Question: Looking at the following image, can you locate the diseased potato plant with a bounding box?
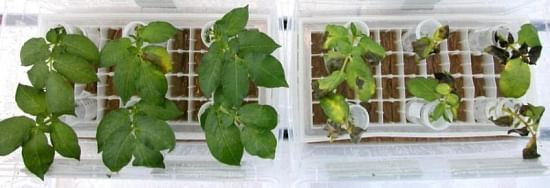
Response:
[0,26,100,179]
[484,23,545,159]
[412,25,449,61]
[97,21,181,172]
[198,6,288,165]
[312,23,386,143]
[406,72,461,123]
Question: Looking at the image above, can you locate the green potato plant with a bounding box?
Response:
[412,25,449,61]
[312,23,386,143]
[198,6,288,165]
[406,72,461,123]
[484,23,545,159]
[1,26,100,179]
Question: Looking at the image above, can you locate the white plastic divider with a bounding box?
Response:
[296,15,533,143]
[38,13,276,141]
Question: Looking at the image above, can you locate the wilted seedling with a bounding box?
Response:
[314,22,386,143]
[412,25,449,62]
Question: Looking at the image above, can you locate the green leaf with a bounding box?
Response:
[222,58,249,107]
[345,55,376,101]
[136,99,181,121]
[435,83,452,95]
[206,106,234,128]
[204,114,243,165]
[320,94,349,124]
[200,106,214,130]
[114,57,140,104]
[50,120,80,160]
[318,71,345,91]
[46,28,59,43]
[434,25,450,41]
[136,62,168,105]
[61,34,100,64]
[246,54,288,88]
[20,38,50,66]
[134,115,176,151]
[96,109,131,152]
[430,102,446,122]
[359,36,386,59]
[241,127,276,159]
[406,77,440,101]
[101,125,135,172]
[22,129,54,180]
[132,142,165,168]
[45,72,75,115]
[139,21,178,43]
[15,84,47,116]
[198,41,224,97]
[237,30,280,54]
[53,54,98,83]
[143,45,173,73]
[0,116,34,156]
[499,58,531,98]
[27,61,49,89]
[215,5,249,36]
[237,104,278,130]
[518,24,541,47]
[412,37,435,60]
[99,38,132,67]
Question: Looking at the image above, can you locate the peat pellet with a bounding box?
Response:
[494,58,505,74]
[193,53,204,71]
[447,31,462,51]
[172,52,189,74]
[170,76,188,97]
[85,82,97,94]
[336,83,355,99]
[383,102,393,122]
[426,55,442,74]
[380,30,397,51]
[392,77,400,99]
[457,101,467,122]
[311,56,328,78]
[192,77,203,97]
[248,81,258,98]
[449,54,463,73]
[311,32,326,54]
[382,78,393,99]
[403,55,419,75]
[172,29,190,50]
[104,99,120,115]
[193,29,208,50]
[496,78,503,97]
[453,77,465,98]
[107,28,122,40]
[473,78,486,97]
[191,100,206,121]
[361,102,379,123]
[471,55,484,74]
[174,100,188,121]
[105,75,115,96]
[312,103,328,125]
[393,102,401,122]
[381,54,395,75]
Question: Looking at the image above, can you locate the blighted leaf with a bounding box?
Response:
[16,84,47,116]
[318,71,345,91]
[238,104,278,130]
[507,127,530,136]
[349,126,365,144]
[214,5,248,36]
[434,72,454,84]
[27,61,49,89]
[99,38,132,67]
[238,30,280,54]
[22,129,54,180]
[523,137,540,159]
[490,116,514,127]
[412,37,435,60]
[320,94,349,124]
[518,24,541,47]
[198,41,224,97]
[0,116,34,156]
[61,34,100,64]
[323,51,346,72]
[139,21,178,43]
[246,54,288,88]
[240,127,276,159]
[434,25,450,41]
[528,46,542,65]
[345,55,375,102]
[45,72,75,115]
[142,45,173,73]
[50,120,80,160]
[323,25,350,50]
[406,77,440,101]
[20,38,50,66]
[54,54,98,83]
[499,58,531,98]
